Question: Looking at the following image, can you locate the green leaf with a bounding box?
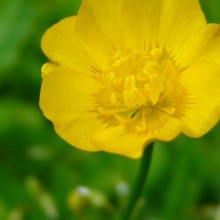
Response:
[200,0,220,23]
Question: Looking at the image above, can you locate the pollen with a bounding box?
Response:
[96,48,178,133]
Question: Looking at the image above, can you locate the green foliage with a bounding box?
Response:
[0,0,220,219]
[200,0,220,23]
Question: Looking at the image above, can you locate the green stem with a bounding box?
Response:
[119,142,154,220]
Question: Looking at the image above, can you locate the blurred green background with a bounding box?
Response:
[0,0,220,219]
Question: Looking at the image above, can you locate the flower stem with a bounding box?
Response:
[119,142,154,220]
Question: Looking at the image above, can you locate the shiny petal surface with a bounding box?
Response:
[91,111,181,158]
[179,62,220,137]
[157,0,206,61]
[76,0,124,68]
[41,16,97,72]
[91,126,148,158]
[180,24,220,66]
[122,0,162,49]
[40,68,104,151]
[144,110,182,141]
[123,0,206,62]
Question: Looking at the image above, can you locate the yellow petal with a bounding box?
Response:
[157,0,206,56]
[122,0,161,49]
[40,67,105,151]
[180,24,220,67]
[41,62,58,76]
[91,126,148,158]
[179,61,220,137]
[41,16,96,72]
[91,111,181,158]
[142,110,182,141]
[122,0,207,59]
[75,0,124,68]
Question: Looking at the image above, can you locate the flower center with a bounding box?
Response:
[96,48,178,133]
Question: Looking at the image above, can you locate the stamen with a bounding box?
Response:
[114,109,137,123]
[122,75,146,108]
[110,92,122,106]
[96,47,179,133]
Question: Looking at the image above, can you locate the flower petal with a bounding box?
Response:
[91,111,181,158]
[122,0,206,59]
[179,61,220,137]
[41,16,96,72]
[91,126,148,158]
[122,0,161,49]
[75,0,124,68]
[40,67,105,151]
[180,24,220,66]
[156,0,206,58]
[143,110,182,142]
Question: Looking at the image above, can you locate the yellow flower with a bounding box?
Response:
[40,0,220,158]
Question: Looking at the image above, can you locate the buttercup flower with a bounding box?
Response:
[40,0,220,158]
